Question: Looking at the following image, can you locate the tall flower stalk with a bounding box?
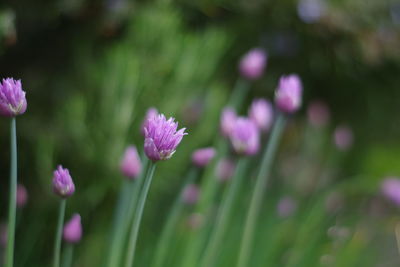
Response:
[0,78,27,267]
[52,166,75,267]
[62,214,82,267]
[237,74,302,267]
[124,162,156,267]
[106,146,145,267]
[201,158,249,267]
[125,113,187,267]
[5,118,17,267]
[237,114,286,267]
[151,168,198,267]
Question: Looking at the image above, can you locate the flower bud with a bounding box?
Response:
[63,214,82,244]
[191,147,216,167]
[275,74,303,113]
[0,78,27,117]
[220,107,237,137]
[229,117,260,156]
[120,146,142,179]
[239,48,267,80]
[52,165,75,198]
[248,98,273,131]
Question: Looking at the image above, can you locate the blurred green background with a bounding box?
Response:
[0,0,400,266]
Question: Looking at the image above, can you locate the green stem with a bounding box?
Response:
[237,113,286,267]
[151,168,198,267]
[228,78,250,110]
[62,244,74,267]
[125,162,156,267]
[202,158,249,267]
[53,199,67,267]
[106,180,132,267]
[5,118,17,267]
[106,157,149,267]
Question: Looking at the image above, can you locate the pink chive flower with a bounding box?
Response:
[141,107,158,135]
[248,98,273,131]
[143,114,187,161]
[381,177,400,206]
[220,107,237,137]
[275,74,303,113]
[0,78,27,117]
[191,147,216,167]
[216,158,235,182]
[63,214,82,244]
[16,184,28,208]
[182,184,200,205]
[239,48,267,80]
[277,196,297,218]
[120,146,142,179]
[229,117,260,156]
[333,125,353,151]
[307,100,330,127]
[52,165,75,198]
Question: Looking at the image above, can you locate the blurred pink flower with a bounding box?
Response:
[239,48,267,80]
[277,196,297,218]
[275,74,303,113]
[182,184,200,205]
[220,107,237,137]
[307,100,330,127]
[248,98,273,131]
[216,158,235,182]
[16,184,28,208]
[333,125,353,151]
[381,177,400,206]
[120,146,142,179]
[63,214,82,244]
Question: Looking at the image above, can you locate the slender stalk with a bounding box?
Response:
[228,78,250,110]
[106,157,149,267]
[237,113,286,267]
[152,168,198,267]
[62,244,74,267]
[5,118,17,267]
[202,158,249,267]
[106,180,132,267]
[125,162,156,267]
[53,199,67,267]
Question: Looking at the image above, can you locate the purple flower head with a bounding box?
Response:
[191,147,216,167]
[220,107,237,137]
[275,74,303,113]
[277,196,297,218]
[0,78,27,117]
[52,165,75,198]
[229,117,260,156]
[63,214,82,244]
[333,125,353,151]
[381,177,400,206]
[248,98,274,131]
[120,146,142,179]
[216,158,235,182]
[307,100,330,127]
[239,48,267,80]
[17,184,28,208]
[141,107,159,136]
[182,184,200,205]
[143,114,187,161]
